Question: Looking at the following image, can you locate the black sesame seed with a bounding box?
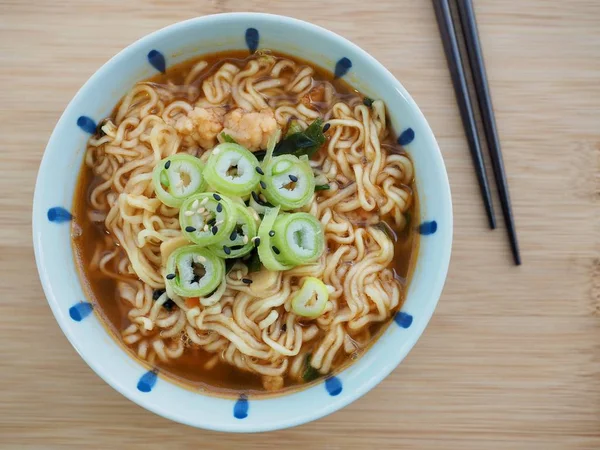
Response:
[207,217,216,226]
[166,273,176,280]
[213,193,221,201]
[255,166,264,175]
[322,123,331,132]
[254,237,261,247]
[363,97,374,107]
[230,230,238,241]
[281,323,287,332]
[272,246,280,255]
[152,289,166,300]
[216,203,223,213]
[223,245,231,255]
[260,180,267,190]
[211,226,218,235]
[163,299,176,311]
[289,174,298,182]
[242,278,253,285]
[164,160,171,169]
[251,191,260,203]
[185,226,196,232]
[269,230,275,237]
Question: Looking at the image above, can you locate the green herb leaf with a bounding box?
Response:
[302,353,321,382]
[363,97,374,107]
[220,132,237,144]
[272,118,326,159]
[314,184,330,191]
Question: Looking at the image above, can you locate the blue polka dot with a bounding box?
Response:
[334,57,352,78]
[394,311,413,328]
[419,221,438,235]
[233,394,249,419]
[245,28,259,53]
[69,302,93,321]
[325,376,342,396]
[137,370,158,393]
[47,207,72,223]
[397,128,415,146]
[147,50,166,73]
[76,116,96,134]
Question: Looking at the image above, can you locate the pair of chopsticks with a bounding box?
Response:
[432,0,521,265]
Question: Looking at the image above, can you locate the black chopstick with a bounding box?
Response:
[455,0,521,265]
[432,0,496,230]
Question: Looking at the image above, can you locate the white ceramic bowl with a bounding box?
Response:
[33,13,452,432]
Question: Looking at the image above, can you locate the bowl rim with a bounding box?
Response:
[32,12,453,432]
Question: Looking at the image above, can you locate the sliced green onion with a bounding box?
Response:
[220,132,237,144]
[262,129,281,169]
[291,277,329,318]
[208,203,258,259]
[314,184,330,191]
[152,154,206,207]
[203,143,260,197]
[271,212,324,265]
[166,245,225,297]
[179,193,236,246]
[257,206,293,271]
[261,154,315,210]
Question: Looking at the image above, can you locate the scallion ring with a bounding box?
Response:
[290,277,329,318]
[203,143,261,197]
[261,154,315,210]
[271,212,325,265]
[179,193,236,246]
[208,203,258,259]
[152,154,206,207]
[257,206,293,271]
[165,245,225,297]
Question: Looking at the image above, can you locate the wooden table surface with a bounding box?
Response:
[2,0,599,448]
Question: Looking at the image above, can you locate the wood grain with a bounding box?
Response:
[1,0,599,448]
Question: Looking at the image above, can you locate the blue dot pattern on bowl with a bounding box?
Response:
[245,28,259,53]
[69,302,94,321]
[137,370,158,393]
[76,116,97,134]
[419,221,438,235]
[397,128,415,146]
[233,394,249,419]
[325,376,343,396]
[147,50,166,73]
[394,311,413,328]
[47,207,72,223]
[334,57,352,78]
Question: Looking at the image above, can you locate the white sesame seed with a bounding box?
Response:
[213,148,220,155]
[197,256,206,263]
[200,198,208,206]
[203,224,209,232]
[215,220,224,226]
[184,210,194,216]
[191,199,199,209]
[197,207,206,214]
[243,235,249,244]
